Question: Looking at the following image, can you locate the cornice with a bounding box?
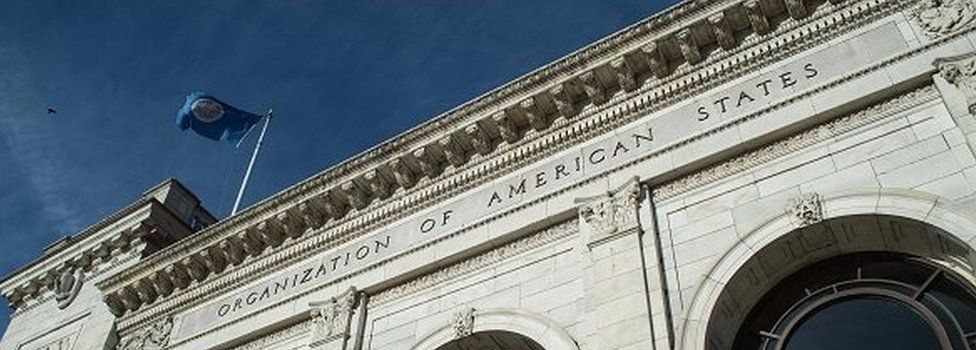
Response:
[105,0,912,329]
[0,200,193,310]
[0,198,148,286]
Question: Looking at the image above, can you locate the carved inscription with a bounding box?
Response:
[697,63,819,121]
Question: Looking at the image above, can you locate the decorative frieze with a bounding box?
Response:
[309,287,358,348]
[452,308,476,339]
[913,0,976,38]
[576,177,642,246]
[787,193,824,227]
[118,316,174,350]
[935,53,976,114]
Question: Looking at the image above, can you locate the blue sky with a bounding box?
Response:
[0,0,676,334]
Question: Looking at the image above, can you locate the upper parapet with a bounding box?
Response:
[0,179,215,312]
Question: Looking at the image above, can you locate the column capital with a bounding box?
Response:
[309,287,359,349]
[575,177,643,248]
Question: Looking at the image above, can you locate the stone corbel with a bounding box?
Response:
[575,177,643,248]
[610,57,638,92]
[784,0,808,19]
[309,287,359,349]
[675,28,702,64]
[743,0,771,35]
[708,12,735,50]
[491,110,522,144]
[341,181,370,210]
[388,158,418,189]
[520,97,549,131]
[363,170,393,200]
[580,71,608,105]
[548,84,576,118]
[464,123,494,155]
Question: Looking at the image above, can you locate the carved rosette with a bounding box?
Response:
[309,287,358,348]
[452,308,475,339]
[913,0,976,38]
[53,267,83,309]
[118,316,174,350]
[935,53,976,114]
[787,193,823,227]
[576,177,643,246]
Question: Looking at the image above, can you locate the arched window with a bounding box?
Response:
[433,331,545,350]
[734,253,976,350]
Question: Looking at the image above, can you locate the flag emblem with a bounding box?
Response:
[191,98,224,123]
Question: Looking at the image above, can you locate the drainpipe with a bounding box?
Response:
[643,183,676,350]
[352,292,369,350]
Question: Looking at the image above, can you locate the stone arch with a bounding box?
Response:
[410,308,580,350]
[679,189,976,350]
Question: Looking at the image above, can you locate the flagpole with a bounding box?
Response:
[232,109,273,215]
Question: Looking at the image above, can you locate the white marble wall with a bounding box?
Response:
[365,227,583,350]
[652,95,976,349]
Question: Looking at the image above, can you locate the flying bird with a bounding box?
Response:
[47,107,57,115]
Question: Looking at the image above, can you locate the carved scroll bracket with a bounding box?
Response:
[575,177,643,248]
[309,287,359,349]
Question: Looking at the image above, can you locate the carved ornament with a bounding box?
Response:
[309,287,358,346]
[576,177,642,246]
[452,308,475,339]
[53,268,83,309]
[913,0,976,37]
[788,193,823,227]
[935,53,976,114]
[118,316,173,350]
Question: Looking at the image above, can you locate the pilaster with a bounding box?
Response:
[934,52,976,167]
[575,177,654,350]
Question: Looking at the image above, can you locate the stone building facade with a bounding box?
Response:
[6,0,976,349]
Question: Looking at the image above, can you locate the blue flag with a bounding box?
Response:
[176,92,264,143]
